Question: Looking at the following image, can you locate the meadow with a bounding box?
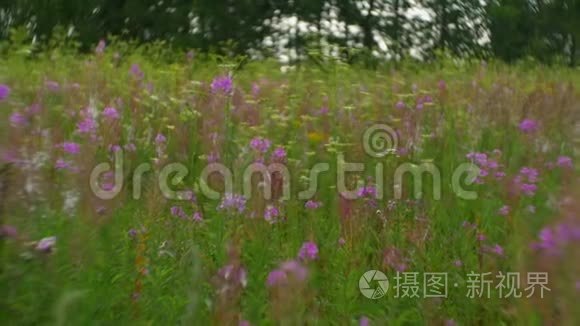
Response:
[0,43,579,325]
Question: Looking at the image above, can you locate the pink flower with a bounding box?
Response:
[10,111,28,128]
[103,107,119,120]
[519,119,538,133]
[36,236,56,253]
[556,156,573,168]
[498,205,510,216]
[305,200,322,209]
[0,84,11,100]
[264,205,280,224]
[60,142,81,155]
[298,241,319,261]
[249,137,271,153]
[77,117,97,134]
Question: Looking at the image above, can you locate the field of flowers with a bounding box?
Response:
[0,45,579,325]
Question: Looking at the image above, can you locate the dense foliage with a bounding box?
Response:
[0,0,579,65]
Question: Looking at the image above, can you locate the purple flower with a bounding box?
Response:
[218,193,247,213]
[170,206,187,219]
[395,100,406,110]
[519,119,538,133]
[357,185,377,198]
[45,80,60,92]
[124,143,137,152]
[36,236,56,253]
[10,112,28,128]
[249,137,271,153]
[556,156,573,169]
[498,205,510,216]
[96,40,106,54]
[266,269,287,287]
[211,75,233,94]
[155,133,166,144]
[60,142,81,155]
[264,205,280,224]
[438,79,447,90]
[520,183,538,196]
[359,317,371,326]
[338,237,346,246]
[55,158,71,170]
[0,84,10,100]
[103,107,119,120]
[192,212,203,222]
[298,241,319,261]
[454,259,462,267]
[128,229,138,239]
[272,147,287,161]
[77,117,97,134]
[130,64,144,79]
[305,200,322,210]
[0,225,18,239]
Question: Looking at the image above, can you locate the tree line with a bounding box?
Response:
[0,0,578,66]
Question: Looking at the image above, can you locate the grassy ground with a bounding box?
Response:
[0,46,579,325]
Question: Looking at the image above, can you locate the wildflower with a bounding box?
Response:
[249,137,271,153]
[109,144,122,153]
[266,269,288,287]
[298,241,319,261]
[305,200,322,210]
[267,260,309,287]
[0,225,18,239]
[155,133,167,144]
[271,147,287,161]
[395,100,406,110]
[55,158,71,170]
[454,259,462,267]
[520,183,538,197]
[124,143,137,152]
[170,206,187,219]
[45,80,60,92]
[438,79,447,90]
[192,212,203,222]
[338,237,346,246]
[36,236,56,253]
[218,193,247,213]
[103,107,119,120]
[128,229,138,239]
[498,205,510,216]
[239,321,251,326]
[10,111,28,128]
[60,142,81,155]
[251,83,260,96]
[556,156,573,169]
[519,118,538,133]
[491,244,504,256]
[383,247,408,272]
[0,84,10,100]
[130,64,144,79]
[357,185,377,198]
[359,317,371,326]
[95,39,106,54]
[77,117,97,134]
[186,50,195,62]
[211,75,233,94]
[264,205,280,224]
